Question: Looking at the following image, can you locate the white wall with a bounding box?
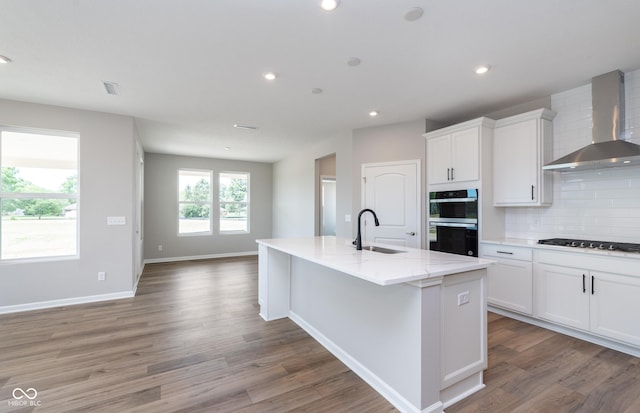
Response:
[504,69,640,242]
[0,99,137,311]
[143,153,272,260]
[273,131,352,238]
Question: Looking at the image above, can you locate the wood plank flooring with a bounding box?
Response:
[1,256,639,412]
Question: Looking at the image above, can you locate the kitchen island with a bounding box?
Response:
[257,236,494,413]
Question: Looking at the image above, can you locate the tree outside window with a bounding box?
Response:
[178,169,212,235]
[219,172,249,233]
[1,129,79,260]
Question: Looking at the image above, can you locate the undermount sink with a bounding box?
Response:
[360,246,406,254]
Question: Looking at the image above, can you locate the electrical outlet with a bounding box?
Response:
[158,244,163,251]
[345,214,351,222]
[457,291,470,306]
[98,271,106,281]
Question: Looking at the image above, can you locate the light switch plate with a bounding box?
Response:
[107,216,126,225]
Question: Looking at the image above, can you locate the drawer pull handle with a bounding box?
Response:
[582,274,586,293]
[496,250,514,255]
[592,275,595,295]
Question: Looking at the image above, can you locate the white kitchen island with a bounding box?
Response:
[256,236,494,413]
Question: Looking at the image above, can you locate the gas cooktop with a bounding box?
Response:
[538,238,640,253]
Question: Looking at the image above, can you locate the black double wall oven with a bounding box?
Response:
[428,189,478,257]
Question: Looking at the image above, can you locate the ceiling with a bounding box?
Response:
[2,1,640,163]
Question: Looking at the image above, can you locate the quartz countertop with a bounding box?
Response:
[481,237,640,260]
[257,236,493,286]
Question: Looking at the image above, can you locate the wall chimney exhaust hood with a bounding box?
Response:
[543,70,640,171]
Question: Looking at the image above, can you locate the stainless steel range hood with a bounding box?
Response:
[543,70,640,171]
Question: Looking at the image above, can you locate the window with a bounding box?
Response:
[178,169,212,235]
[219,172,249,233]
[0,128,79,260]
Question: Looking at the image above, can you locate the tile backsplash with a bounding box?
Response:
[504,69,640,243]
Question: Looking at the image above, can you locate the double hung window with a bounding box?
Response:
[219,172,249,233]
[178,169,212,235]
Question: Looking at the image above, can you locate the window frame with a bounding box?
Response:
[177,168,213,237]
[219,171,250,234]
[0,126,80,262]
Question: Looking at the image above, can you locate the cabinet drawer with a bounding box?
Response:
[480,244,532,261]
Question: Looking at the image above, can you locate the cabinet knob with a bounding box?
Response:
[406,232,416,236]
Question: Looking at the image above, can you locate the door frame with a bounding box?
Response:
[361,159,421,248]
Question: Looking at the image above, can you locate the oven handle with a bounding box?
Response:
[429,198,477,203]
[429,222,478,229]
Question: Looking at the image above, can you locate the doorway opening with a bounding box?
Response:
[315,154,336,236]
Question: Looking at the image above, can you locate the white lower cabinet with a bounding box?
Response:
[534,251,640,347]
[480,243,533,315]
[534,263,589,330]
[590,271,640,347]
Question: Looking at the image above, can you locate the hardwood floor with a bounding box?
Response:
[1,257,639,412]
[448,312,640,413]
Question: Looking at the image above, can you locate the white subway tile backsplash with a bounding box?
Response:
[504,69,640,243]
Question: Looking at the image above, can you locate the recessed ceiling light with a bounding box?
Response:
[224,146,231,151]
[369,110,379,117]
[404,7,424,22]
[264,72,277,81]
[0,55,11,64]
[320,0,339,11]
[475,65,491,75]
[311,88,323,94]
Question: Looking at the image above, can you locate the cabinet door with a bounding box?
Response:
[450,127,479,183]
[590,272,640,346]
[487,258,533,315]
[427,134,451,185]
[534,263,589,330]
[493,119,537,205]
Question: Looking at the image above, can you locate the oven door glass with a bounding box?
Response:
[429,200,478,220]
[429,222,478,257]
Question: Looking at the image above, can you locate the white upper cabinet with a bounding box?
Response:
[493,108,556,206]
[425,118,493,188]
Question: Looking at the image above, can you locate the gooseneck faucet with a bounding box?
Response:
[353,208,380,250]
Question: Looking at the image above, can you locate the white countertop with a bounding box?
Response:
[481,237,640,260]
[257,236,493,286]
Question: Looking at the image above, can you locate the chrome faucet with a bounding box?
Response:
[353,208,380,250]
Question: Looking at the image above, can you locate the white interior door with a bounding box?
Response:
[362,160,420,248]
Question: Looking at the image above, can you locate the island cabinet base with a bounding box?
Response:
[258,245,487,413]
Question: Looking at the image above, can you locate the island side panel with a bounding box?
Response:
[258,244,291,321]
[440,269,488,407]
[288,256,441,412]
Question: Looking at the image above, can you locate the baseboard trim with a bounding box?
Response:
[0,291,135,315]
[289,310,440,413]
[144,251,257,264]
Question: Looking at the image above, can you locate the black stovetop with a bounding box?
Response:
[538,238,640,253]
